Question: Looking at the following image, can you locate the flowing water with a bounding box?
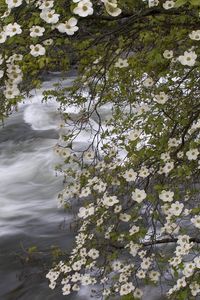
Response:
[0,74,92,300]
[0,74,164,300]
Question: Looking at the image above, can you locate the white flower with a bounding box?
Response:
[5,22,22,37]
[163,0,175,9]
[159,190,174,202]
[183,262,195,278]
[102,195,119,206]
[81,274,93,285]
[30,44,46,57]
[136,269,146,278]
[177,276,187,288]
[168,138,181,147]
[115,58,128,68]
[119,282,135,296]
[163,50,173,59]
[104,1,122,17]
[88,248,99,259]
[133,288,143,299]
[71,272,81,282]
[141,257,152,270]
[148,0,159,7]
[123,169,137,182]
[112,260,123,271]
[163,161,174,174]
[129,225,139,235]
[40,9,60,24]
[4,86,20,98]
[186,148,199,160]
[143,77,154,87]
[30,26,45,37]
[132,188,147,203]
[39,1,54,10]
[0,31,7,43]
[177,151,184,158]
[178,51,197,67]
[43,39,53,45]
[78,206,94,219]
[138,166,149,178]
[57,17,79,35]
[119,213,131,222]
[160,152,170,161]
[194,256,200,268]
[169,201,184,216]
[79,186,91,197]
[154,91,168,104]
[149,271,160,282]
[189,30,200,40]
[73,0,94,17]
[62,284,71,295]
[190,282,200,297]
[72,260,83,271]
[128,129,142,141]
[114,205,122,213]
[6,0,22,9]
[191,215,200,229]
[169,256,182,267]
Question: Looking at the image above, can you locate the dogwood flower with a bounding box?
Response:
[104,1,122,17]
[159,190,174,202]
[43,39,53,45]
[129,225,140,235]
[39,1,54,10]
[6,0,23,9]
[119,282,135,296]
[78,206,95,219]
[30,26,45,37]
[102,195,119,206]
[5,22,22,37]
[169,201,184,216]
[40,9,60,24]
[128,129,142,140]
[132,188,147,203]
[4,86,20,98]
[123,169,137,182]
[115,58,129,68]
[148,0,159,7]
[191,215,200,229]
[189,30,200,41]
[133,288,143,299]
[186,148,199,160]
[168,138,181,147]
[73,0,94,17]
[57,18,79,35]
[178,51,197,67]
[143,77,154,87]
[30,44,46,57]
[163,50,173,59]
[88,248,99,259]
[154,91,168,104]
[163,0,175,9]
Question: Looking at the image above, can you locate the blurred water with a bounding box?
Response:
[0,74,166,300]
[0,75,93,300]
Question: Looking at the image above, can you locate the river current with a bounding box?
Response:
[0,74,163,300]
[0,74,93,300]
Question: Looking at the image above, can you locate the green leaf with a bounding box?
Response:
[174,0,188,7]
[190,0,200,5]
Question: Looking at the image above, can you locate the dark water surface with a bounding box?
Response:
[0,78,91,300]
